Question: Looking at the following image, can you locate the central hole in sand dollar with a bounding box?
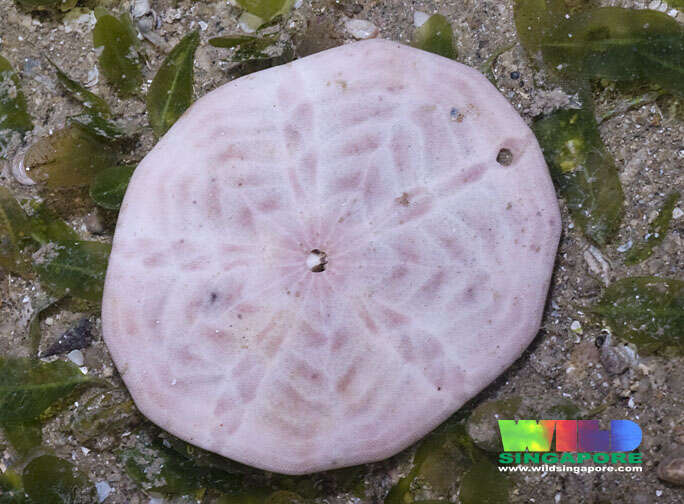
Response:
[307,249,328,273]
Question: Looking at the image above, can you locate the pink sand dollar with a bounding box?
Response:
[102,39,561,474]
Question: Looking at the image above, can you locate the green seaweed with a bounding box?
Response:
[67,111,126,142]
[459,457,511,504]
[216,489,272,504]
[0,186,33,275]
[591,277,683,353]
[0,55,33,158]
[121,430,365,501]
[263,490,306,504]
[532,108,623,245]
[210,35,265,49]
[72,391,140,445]
[49,60,110,117]
[541,7,684,95]
[0,358,97,454]
[235,0,294,22]
[2,421,42,457]
[14,0,77,10]
[120,433,243,496]
[48,59,128,141]
[210,35,278,61]
[23,455,95,504]
[665,0,684,12]
[163,436,255,475]
[89,164,136,210]
[0,358,95,423]
[23,124,118,188]
[92,11,143,96]
[269,466,366,501]
[147,31,200,136]
[514,0,568,56]
[624,191,680,264]
[28,203,80,245]
[0,468,27,504]
[385,423,471,503]
[385,421,509,503]
[412,14,457,60]
[33,240,111,302]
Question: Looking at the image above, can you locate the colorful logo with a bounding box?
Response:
[498,420,642,452]
[497,420,643,466]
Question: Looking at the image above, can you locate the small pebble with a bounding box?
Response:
[67,349,85,366]
[345,19,379,39]
[674,425,684,445]
[86,67,99,88]
[96,481,113,502]
[85,212,104,235]
[673,207,683,219]
[131,0,151,18]
[583,245,610,285]
[11,148,36,185]
[510,71,520,80]
[617,240,633,252]
[413,11,430,27]
[570,320,582,334]
[600,345,630,375]
[40,318,93,358]
[658,455,684,486]
[238,11,261,33]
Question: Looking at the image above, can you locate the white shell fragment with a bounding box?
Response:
[67,349,85,366]
[10,147,36,185]
[102,40,561,475]
[345,19,379,39]
[413,11,430,28]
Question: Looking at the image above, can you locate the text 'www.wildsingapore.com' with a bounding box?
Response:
[495,419,644,474]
